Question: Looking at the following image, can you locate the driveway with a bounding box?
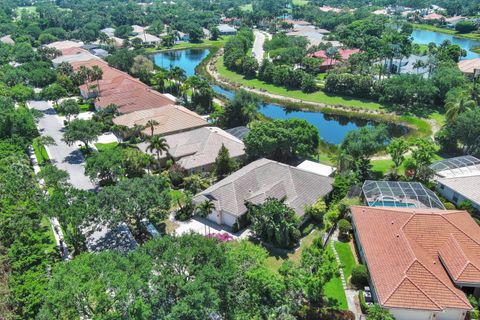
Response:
[28,100,94,190]
[172,213,251,239]
[252,30,271,64]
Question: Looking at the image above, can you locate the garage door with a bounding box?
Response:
[389,308,432,320]
[222,213,237,228]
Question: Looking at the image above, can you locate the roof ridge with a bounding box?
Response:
[440,214,480,247]
[384,275,442,310]
[413,258,471,308]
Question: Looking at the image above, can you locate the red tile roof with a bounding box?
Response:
[309,49,360,67]
[351,206,478,311]
[70,58,174,114]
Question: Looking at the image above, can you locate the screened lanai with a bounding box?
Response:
[430,156,480,178]
[362,180,445,210]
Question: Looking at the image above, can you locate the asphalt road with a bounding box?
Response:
[28,100,95,190]
[252,30,270,64]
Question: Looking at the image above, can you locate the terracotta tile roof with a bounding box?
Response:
[70,58,174,114]
[351,206,477,311]
[458,58,480,75]
[112,105,207,136]
[309,49,361,67]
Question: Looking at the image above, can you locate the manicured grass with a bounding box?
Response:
[79,103,93,113]
[216,56,385,111]
[413,23,480,40]
[32,139,49,166]
[334,241,356,280]
[265,228,321,271]
[292,0,309,5]
[145,37,231,53]
[40,215,58,254]
[95,142,118,152]
[324,244,348,310]
[240,3,253,12]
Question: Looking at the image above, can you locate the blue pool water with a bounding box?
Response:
[368,201,417,208]
[411,29,480,60]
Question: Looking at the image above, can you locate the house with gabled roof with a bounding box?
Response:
[193,158,333,227]
[351,206,480,320]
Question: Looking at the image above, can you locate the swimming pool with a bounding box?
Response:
[368,201,417,208]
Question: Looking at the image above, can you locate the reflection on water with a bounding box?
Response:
[411,29,480,60]
[154,48,410,144]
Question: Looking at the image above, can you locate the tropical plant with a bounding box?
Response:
[146,135,169,163]
[196,200,215,235]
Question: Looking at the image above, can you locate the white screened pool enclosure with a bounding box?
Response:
[430,155,480,179]
[362,180,445,210]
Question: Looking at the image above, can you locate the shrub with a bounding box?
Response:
[305,198,327,222]
[351,264,369,288]
[338,219,352,239]
[443,202,456,210]
[358,290,370,314]
[338,197,362,218]
[324,204,340,230]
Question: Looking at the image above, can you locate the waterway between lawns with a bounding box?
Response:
[152,48,409,145]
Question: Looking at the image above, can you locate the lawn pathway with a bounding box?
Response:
[330,230,362,319]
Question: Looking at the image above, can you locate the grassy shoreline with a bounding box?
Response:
[412,23,480,40]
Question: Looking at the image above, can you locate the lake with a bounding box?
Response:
[411,29,480,60]
[153,48,408,144]
[152,49,210,76]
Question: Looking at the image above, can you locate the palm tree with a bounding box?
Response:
[98,32,109,45]
[413,59,425,74]
[152,70,167,92]
[146,135,169,162]
[90,66,103,97]
[445,95,476,123]
[145,119,159,137]
[196,200,215,235]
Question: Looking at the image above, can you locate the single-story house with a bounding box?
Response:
[431,156,480,211]
[352,206,479,320]
[113,105,208,136]
[445,16,467,28]
[100,27,115,38]
[217,24,237,35]
[132,25,146,35]
[384,54,429,77]
[193,158,334,227]
[309,48,361,70]
[458,58,480,77]
[70,58,175,113]
[91,48,109,58]
[296,160,336,177]
[52,49,100,67]
[436,176,480,211]
[132,33,161,45]
[0,35,14,45]
[423,12,445,21]
[176,31,190,42]
[140,126,245,173]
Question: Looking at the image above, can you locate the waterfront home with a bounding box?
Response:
[352,206,477,320]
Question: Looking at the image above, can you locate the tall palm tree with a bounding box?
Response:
[146,135,169,162]
[145,119,159,137]
[98,32,109,45]
[196,200,215,235]
[90,66,103,97]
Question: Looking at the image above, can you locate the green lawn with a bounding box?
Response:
[216,56,385,111]
[240,3,253,12]
[265,228,321,271]
[145,37,231,53]
[40,215,58,254]
[334,241,356,280]
[292,0,309,5]
[324,244,348,310]
[95,142,118,152]
[32,139,49,166]
[80,103,94,112]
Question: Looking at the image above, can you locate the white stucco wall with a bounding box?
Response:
[207,210,237,227]
[437,183,480,211]
[389,307,467,320]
